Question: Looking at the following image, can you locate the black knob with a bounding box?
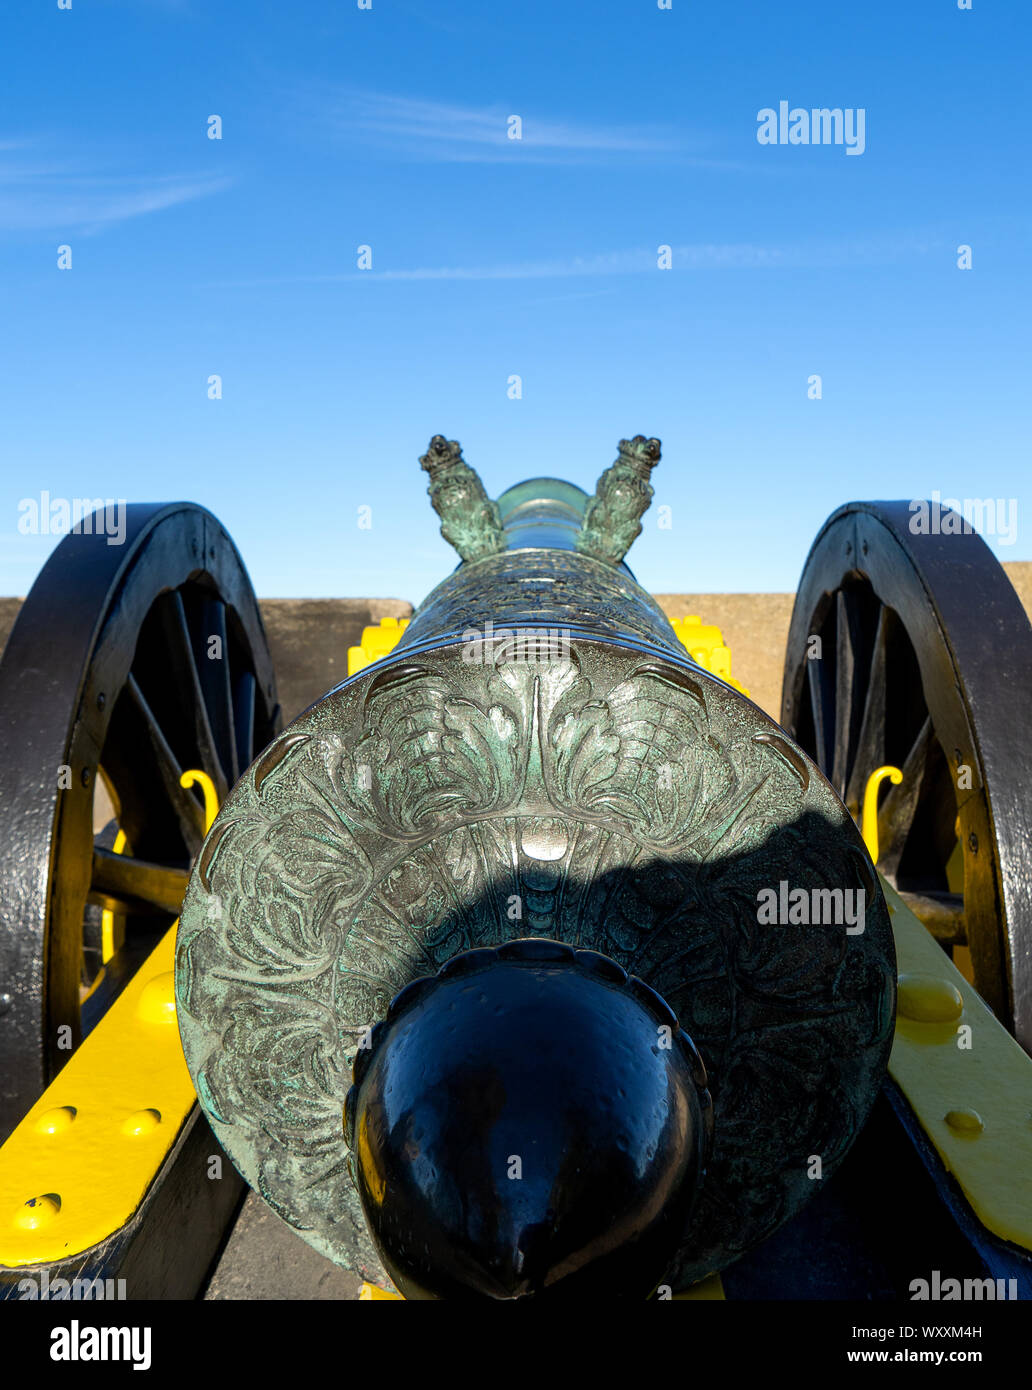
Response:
[345,938,712,1300]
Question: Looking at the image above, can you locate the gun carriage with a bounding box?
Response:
[0,436,1029,1299]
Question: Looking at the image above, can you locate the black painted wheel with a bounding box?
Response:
[0,504,279,1139]
[781,501,1032,1049]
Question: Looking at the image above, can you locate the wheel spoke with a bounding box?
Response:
[234,670,257,773]
[895,890,966,947]
[89,847,190,917]
[844,605,889,816]
[124,674,206,852]
[196,597,239,787]
[876,716,934,880]
[807,653,831,774]
[155,591,229,801]
[831,589,862,796]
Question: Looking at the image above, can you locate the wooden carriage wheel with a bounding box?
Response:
[782,501,1032,1050]
[0,504,279,1140]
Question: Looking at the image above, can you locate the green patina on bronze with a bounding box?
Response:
[576,434,662,565]
[419,434,505,562]
[175,435,896,1290]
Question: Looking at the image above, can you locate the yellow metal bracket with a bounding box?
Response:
[668,616,749,696]
[348,615,747,701]
[360,1281,403,1300]
[347,617,410,677]
[180,768,220,835]
[885,875,1032,1253]
[99,829,129,966]
[0,927,194,1266]
[861,766,903,862]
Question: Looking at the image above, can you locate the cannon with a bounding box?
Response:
[173,435,896,1299]
[2,435,1030,1301]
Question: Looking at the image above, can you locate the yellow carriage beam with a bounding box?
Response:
[0,772,220,1269]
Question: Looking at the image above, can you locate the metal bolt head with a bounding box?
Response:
[0,991,13,1016]
[968,831,978,854]
[80,767,91,787]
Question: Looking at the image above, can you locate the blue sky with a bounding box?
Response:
[1,0,1028,602]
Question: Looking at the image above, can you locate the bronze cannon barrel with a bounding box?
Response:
[174,434,895,1298]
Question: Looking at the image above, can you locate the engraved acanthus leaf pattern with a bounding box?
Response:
[315,668,525,841]
[206,803,370,985]
[547,665,742,850]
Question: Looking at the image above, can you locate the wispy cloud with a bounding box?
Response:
[360,246,795,279]
[0,143,232,233]
[205,236,934,291]
[295,87,736,167]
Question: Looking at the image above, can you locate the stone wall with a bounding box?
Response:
[1,561,1030,725]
